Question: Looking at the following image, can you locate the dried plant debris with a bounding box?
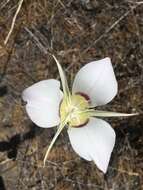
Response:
[0,0,142,190]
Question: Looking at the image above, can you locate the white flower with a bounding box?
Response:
[22,55,137,173]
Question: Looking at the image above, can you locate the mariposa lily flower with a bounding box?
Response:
[22,55,137,173]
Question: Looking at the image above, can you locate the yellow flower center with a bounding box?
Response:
[60,93,90,127]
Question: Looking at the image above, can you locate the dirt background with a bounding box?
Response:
[0,0,143,189]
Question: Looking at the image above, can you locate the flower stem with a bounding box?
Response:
[43,117,69,166]
[52,54,71,101]
[88,110,139,117]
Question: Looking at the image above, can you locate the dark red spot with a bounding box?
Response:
[76,92,90,101]
[58,99,63,117]
[71,119,89,128]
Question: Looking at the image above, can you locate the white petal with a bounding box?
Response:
[72,58,118,106]
[68,118,115,173]
[22,79,63,128]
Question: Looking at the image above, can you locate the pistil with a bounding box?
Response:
[60,93,90,127]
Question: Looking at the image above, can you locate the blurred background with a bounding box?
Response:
[0,0,142,189]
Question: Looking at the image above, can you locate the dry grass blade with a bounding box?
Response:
[4,0,24,45]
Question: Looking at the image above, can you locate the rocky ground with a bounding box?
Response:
[0,0,143,189]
